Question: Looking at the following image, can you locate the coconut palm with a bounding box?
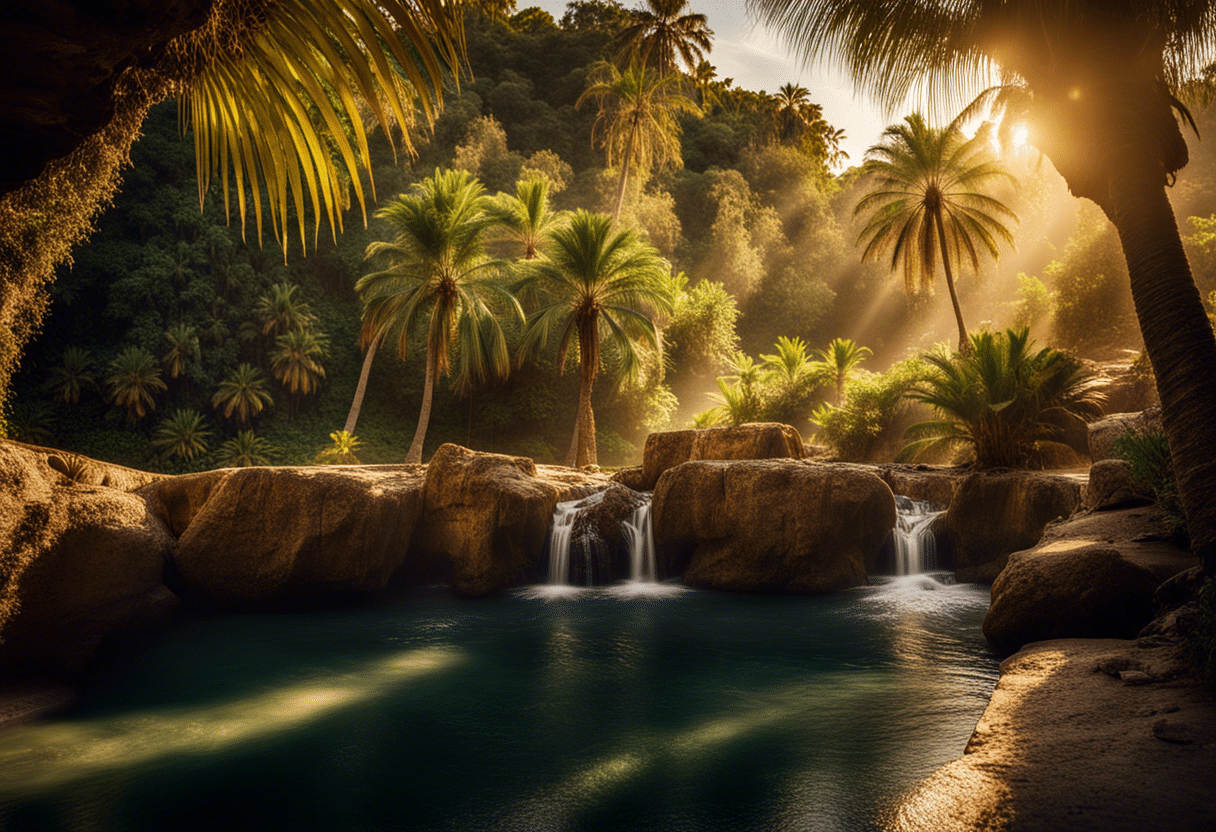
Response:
[316,430,363,464]
[254,282,317,339]
[747,0,1216,572]
[488,178,563,261]
[44,346,97,404]
[151,408,211,461]
[212,362,274,425]
[216,430,274,468]
[899,328,1104,468]
[358,169,522,464]
[578,61,699,221]
[772,83,823,144]
[813,337,872,403]
[854,113,1018,353]
[106,346,167,423]
[517,210,674,467]
[615,0,714,75]
[162,323,199,379]
[690,60,722,114]
[270,328,328,405]
[4,400,56,445]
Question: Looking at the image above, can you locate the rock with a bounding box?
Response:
[935,470,1083,583]
[638,423,804,490]
[982,507,1199,656]
[653,460,894,593]
[140,465,427,609]
[1,442,174,677]
[609,465,647,492]
[562,485,647,585]
[416,445,608,595]
[1089,407,1163,461]
[1085,458,1149,510]
[886,638,1216,831]
[1034,409,1092,466]
[1119,670,1153,686]
[869,464,963,507]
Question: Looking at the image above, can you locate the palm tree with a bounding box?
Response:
[854,113,1017,353]
[4,400,56,445]
[813,337,872,403]
[216,430,274,468]
[615,0,714,75]
[690,60,722,114]
[899,328,1104,468]
[44,346,97,404]
[162,323,199,380]
[699,351,766,427]
[747,0,1216,573]
[772,83,823,144]
[578,61,699,221]
[254,282,317,340]
[211,362,274,425]
[488,178,563,261]
[152,408,211,461]
[316,430,363,465]
[358,169,522,464]
[516,210,674,467]
[270,328,328,407]
[106,346,167,423]
[761,336,822,423]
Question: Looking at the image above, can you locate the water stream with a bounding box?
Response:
[891,496,945,575]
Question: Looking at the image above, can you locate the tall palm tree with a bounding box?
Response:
[813,337,872,403]
[152,408,211,461]
[516,210,674,467]
[216,430,274,468]
[690,60,722,114]
[488,177,563,261]
[615,0,714,75]
[270,328,328,408]
[578,60,699,222]
[358,169,522,464]
[211,362,274,426]
[44,346,97,404]
[772,83,823,144]
[747,0,1216,572]
[106,346,167,423]
[854,113,1017,353]
[162,323,199,380]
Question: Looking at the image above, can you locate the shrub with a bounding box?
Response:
[1112,428,1184,535]
[812,357,927,461]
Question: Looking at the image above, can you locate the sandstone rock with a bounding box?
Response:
[982,507,1199,656]
[1,443,173,677]
[653,460,894,593]
[870,464,962,507]
[609,465,646,492]
[638,423,804,490]
[416,445,608,595]
[886,638,1216,832]
[1085,458,1148,510]
[1088,407,1163,461]
[935,470,1083,583]
[141,465,427,608]
[1035,409,1092,466]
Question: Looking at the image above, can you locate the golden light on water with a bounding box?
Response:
[0,646,464,795]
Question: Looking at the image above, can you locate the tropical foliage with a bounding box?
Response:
[106,346,168,423]
[44,347,97,405]
[898,328,1104,468]
[614,0,713,74]
[212,363,274,425]
[216,430,275,468]
[317,430,363,465]
[152,408,211,461]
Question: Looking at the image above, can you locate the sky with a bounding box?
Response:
[523,1,892,168]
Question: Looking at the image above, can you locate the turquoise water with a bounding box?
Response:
[0,576,996,831]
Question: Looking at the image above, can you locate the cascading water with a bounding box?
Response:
[891,495,944,575]
[620,494,656,582]
[547,490,606,585]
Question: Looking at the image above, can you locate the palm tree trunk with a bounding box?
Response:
[406,344,437,465]
[343,334,381,435]
[563,417,580,467]
[575,359,598,468]
[1103,172,1216,574]
[613,113,641,223]
[935,211,970,354]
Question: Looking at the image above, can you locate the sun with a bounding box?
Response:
[1011,123,1030,151]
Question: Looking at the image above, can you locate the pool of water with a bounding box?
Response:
[0,575,997,831]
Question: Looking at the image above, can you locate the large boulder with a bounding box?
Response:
[653,460,895,593]
[983,507,1198,656]
[867,463,963,507]
[140,464,427,608]
[1089,407,1162,461]
[638,423,804,490]
[1,442,173,677]
[415,445,608,595]
[934,470,1083,583]
[1084,458,1149,510]
[557,485,648,585]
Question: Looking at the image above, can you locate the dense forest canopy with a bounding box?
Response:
[5,2,1216,472]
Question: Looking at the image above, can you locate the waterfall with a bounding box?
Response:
[547,490,606,585]
[891,496,944,575]
[620,495,656,582]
